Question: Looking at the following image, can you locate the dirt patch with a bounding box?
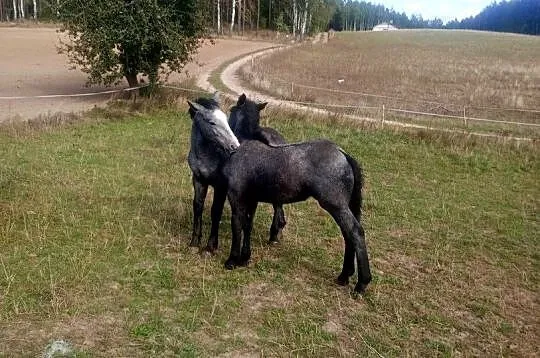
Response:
[0,27,274,121]
[0,313,134,356]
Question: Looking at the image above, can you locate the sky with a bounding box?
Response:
[377,0,496,23]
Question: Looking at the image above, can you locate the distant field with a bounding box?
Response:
[0,102,538,356]
[242,30,540,138]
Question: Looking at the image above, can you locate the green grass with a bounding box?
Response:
[0,104,538,356]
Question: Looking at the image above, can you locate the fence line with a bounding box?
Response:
[2,83,538,133]
[0,85,149,100]
[161,85,209,94]
[266,76,540,114]
[386,108,540,127]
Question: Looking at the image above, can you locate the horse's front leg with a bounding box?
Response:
[269,203,286,244]
[239,202,258,266]
[190,177,208,248]
[225,194,245,269]
[205,185,227,253]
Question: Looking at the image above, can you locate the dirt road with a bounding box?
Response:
[0,27,274,121]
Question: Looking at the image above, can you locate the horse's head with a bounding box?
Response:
[188,97,240,156]
[229,93,268,141]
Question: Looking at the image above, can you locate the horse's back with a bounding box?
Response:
[259,127,287,145]
[224,139,353,204]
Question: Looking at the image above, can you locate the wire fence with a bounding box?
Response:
[238,63,540,138]
[1,80,539,140]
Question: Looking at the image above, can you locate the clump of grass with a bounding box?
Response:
[0,102,538,356]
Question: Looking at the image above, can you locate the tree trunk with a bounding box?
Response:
[256,0,259,35]
[230,0,235,34]
[12,0,17,19]
[125,72,138,88]
[292,0,297,38]
[216,0,221,34]
[19,0,24,19]
[300,0,308,39]
[268,0,271,29]
[32,0,36,20]
[237,0,241,35]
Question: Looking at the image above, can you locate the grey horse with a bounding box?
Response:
[188,97,372,294]
[187,94,286,253]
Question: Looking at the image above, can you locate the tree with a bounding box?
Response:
[55,0,206,88]
[443,0,540,35]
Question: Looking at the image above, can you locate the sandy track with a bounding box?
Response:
[0,27,274,121]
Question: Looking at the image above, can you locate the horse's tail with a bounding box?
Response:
[342,151,363,222]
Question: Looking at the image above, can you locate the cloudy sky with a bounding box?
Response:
[378,0,496,23]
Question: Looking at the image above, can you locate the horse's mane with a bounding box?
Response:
[189,96,220,118]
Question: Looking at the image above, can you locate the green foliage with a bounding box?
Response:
[55,0,206,87]
[274,12,289,33]
[446,0,540,35]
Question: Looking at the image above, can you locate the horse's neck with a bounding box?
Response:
[233,117,260,142]
[189,129,224,181]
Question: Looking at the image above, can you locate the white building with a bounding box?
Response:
[373,23,398,31]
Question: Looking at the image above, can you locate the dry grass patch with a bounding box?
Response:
[243,30,540,138]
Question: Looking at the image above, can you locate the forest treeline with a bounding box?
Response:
[1,0,538,36]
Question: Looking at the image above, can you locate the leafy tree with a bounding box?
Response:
[444,0,539,35]
[55,0,206,87]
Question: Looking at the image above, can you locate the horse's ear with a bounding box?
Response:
[187,101,204,114]
[237,93,247,106]
[212,91,220,104]
[258,102,268,111]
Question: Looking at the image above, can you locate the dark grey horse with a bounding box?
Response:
[229,93,286,146]
[191,96,372,294]
[229,94,287,243]
[187,94,287,252]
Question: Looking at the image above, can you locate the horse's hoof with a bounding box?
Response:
[336,275,349,286]
[354,283,368,294]
[267,239,280,245]
[224,259,236,270]
[203,245,217,256]
[238,258,250,267]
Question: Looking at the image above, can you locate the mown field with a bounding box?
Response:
[242,30,540,139]
[0,102,538,356]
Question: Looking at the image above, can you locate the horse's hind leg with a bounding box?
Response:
[269,204,286,244]
[337,240,355,285]
[321,203,371,293]
[205,185,227,253]
[190,177,208,247]
[351,221,371,293]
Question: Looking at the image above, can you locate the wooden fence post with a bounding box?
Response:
[381,104,385,127]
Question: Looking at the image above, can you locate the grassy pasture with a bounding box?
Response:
[242,30,540,138]
[0,103,538,356]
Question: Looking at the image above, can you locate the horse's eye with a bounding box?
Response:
[208,121,216,126]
